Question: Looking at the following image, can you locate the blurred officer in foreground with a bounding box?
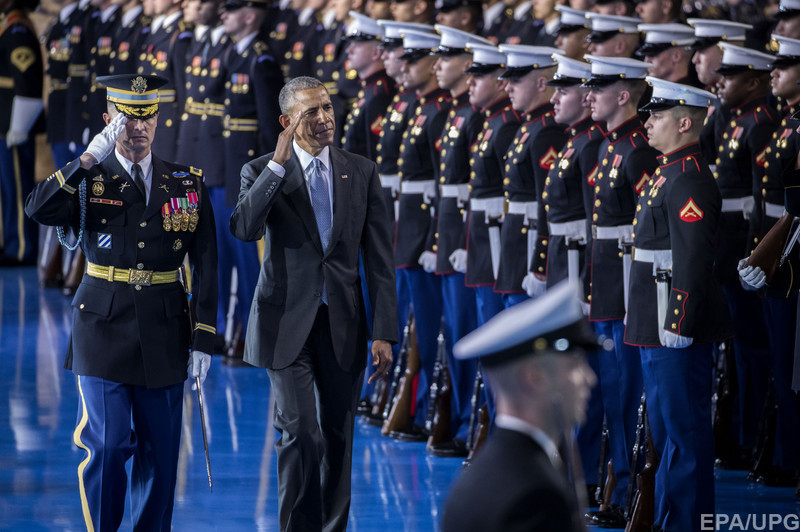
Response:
[714,43,777,467]
[442,280,596,532]
[583,54,657,529]
[25,74,218,531]
[1,0,42,266]
[627,77,730,532]
[585,12,640,59]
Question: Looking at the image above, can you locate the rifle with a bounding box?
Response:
[426,328,454,455]
[713,341,737,465]
[383,314,425,441]
[600,460,617,513]
[466,364,485,453]
[749,378,777,481]
[365,369,390,427]
[380,318,410,424]
[425,327,445,434]
[746,212,795,284]
[625,413,657,532]
[596,415,609,506]
[625,390,647,519]
[465,404,489,463]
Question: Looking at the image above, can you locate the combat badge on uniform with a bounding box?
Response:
[679,198,704,222]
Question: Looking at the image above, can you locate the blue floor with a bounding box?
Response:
[0,266,798,531]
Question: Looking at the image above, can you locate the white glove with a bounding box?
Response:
[580,301,590,316]
[449,248,467,273]
[521,272,547,298]
[188,350,211,388]
[418,250,437,273]
[84,113,127,163]
[737,258,766,290]
[662,330,693,348]
[6,95,43,147]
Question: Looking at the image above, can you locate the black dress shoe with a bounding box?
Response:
[389,424,428,442]
[428,438,468,458]
[591,505,627,529]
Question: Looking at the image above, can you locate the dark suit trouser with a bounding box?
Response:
[268,305,364,532]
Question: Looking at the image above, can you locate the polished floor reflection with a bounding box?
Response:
[0,267,797,531]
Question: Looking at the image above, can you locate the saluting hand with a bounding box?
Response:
[272,111,303,167]
[82,113,128,168]
[368,339,392,383]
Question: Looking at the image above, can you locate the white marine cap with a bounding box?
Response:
[640,76,716,111]
[498,45,561,78]
[346,11,384,40]
[547,55,593,86]
[464,43,507,74]
[636,23,696,57]
[377,20,434,48]
[716,42,775,75]
[582,54,649,86]
[399,28,441,61]
[687,18,751,50]
[776,0,800,19]
[453,280,597,365]
[771,34,800,68]
[434,24,492,55]
[586,13,641,42]
[555,5,590,34]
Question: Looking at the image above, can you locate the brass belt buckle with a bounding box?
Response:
[128,269,153,286]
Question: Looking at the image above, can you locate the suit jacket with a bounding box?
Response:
[230,146,398,372]
[442,427,582,532]
[25,154,218,388]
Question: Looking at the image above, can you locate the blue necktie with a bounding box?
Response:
[308,158,332,251]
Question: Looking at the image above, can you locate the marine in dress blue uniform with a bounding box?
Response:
[429,24,485,452]
[583,54,658,527]
[714,43,777,460]
[626,78,732,532]
[24,74,217,532]
[495,44,566,307]
[394,29,451,431]
[0,2,42,265]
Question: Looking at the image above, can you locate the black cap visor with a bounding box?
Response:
[464,63,504,75]
[546,73,585,87]
[400,48,434,62]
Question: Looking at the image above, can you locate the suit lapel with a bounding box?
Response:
[103,155,143,204]
[327,147,351,257]
[281,151,324,254]
[143,157,180,222]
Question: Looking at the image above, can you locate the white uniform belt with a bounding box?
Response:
[721,196,755,213]
[765,202,786,219]
[380,174,400,193]
[470,196,505,219]
[593,224,634,242]
[506,200,538,220]
[400,180,436,195]
[549,219,587,240]
[633,248,673,274]
[440,183,470,203]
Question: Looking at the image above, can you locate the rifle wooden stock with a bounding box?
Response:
[382,318,411,422]
[746,212,793,283]
[750,379,778,480]
[626,417,658,532]
[597,415,609,505]
[600,460,616,512]
[466,405,490,460]
[466,365,484,451]
[625,391,647,519]
[382,316,420,437]
[426,336,452,451]
[713,342,737,462]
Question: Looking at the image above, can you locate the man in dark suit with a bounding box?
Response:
[230,76,397,532]
[442,280,595,532]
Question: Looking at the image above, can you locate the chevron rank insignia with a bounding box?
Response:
[539,146,558,170]
[679,197,704,222]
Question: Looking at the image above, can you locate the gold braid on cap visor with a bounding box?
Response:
[113,103,159,119]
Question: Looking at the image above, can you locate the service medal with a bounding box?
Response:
[180,198,190,231]
[162,203,172,231]
[170,198,182,231]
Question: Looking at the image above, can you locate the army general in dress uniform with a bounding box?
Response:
[25,74,218,532]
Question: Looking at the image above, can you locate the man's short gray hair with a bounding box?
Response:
[279,77,326,115]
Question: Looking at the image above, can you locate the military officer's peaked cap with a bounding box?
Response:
[97,74,168,120]
[687,19,751,51]
[636,23,695,57]
[776,0,800,19]
[454,280,598,366]
[555,5,589,35]
[435,24,492,55]
[222,0,267,10]
[435,0,481,13]
[464,43,506,75]
[498,45,561,79]
[346,11,383,41]
[400,29,441,61]
[715,43,775,75]
[547,55,592,87]
[378,21,434,49]
[640,76,715,112]
[771,34,800,68]
[582,55,649,87]
[586,13,641,43]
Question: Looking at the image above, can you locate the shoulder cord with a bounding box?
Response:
[56,179,87,251]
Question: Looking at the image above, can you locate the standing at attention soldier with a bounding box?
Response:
[25,73,218,531]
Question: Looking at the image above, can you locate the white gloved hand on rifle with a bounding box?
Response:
[449,248,467,273]
[737,258,766,291]
[188,350,211,389]
[84,113,127,164]
[418,250,437,273]
[521,272,546,298]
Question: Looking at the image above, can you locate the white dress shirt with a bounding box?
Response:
[115,150,154,203]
